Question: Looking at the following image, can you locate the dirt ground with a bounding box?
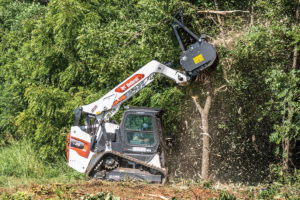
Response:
[1,180,220,199]
[1,179,298,199]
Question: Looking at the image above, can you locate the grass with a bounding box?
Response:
[0,191,121,200]
[0,140,85,187]
[80,192,120,200]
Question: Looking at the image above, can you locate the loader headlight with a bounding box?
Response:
[70,138,85,149]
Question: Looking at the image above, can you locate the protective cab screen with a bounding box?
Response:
[125,115,155,146]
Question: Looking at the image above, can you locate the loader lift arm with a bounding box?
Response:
[75,60,190,124]
[75,8,216,125]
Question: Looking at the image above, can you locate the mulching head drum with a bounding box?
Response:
[180,40,216,77]
[172,9,217,77]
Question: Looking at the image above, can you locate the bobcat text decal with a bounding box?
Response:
[115,74,144,93]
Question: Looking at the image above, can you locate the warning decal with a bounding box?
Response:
[193,54,204,64]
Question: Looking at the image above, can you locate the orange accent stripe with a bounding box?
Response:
[66,132,71,161]
[119,95,126,101]
[112,95,127,108]
[112,100,119,107]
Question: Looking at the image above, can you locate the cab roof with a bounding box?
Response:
[124,106,164,114]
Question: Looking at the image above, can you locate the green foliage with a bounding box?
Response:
[202,180,213,189]
[0,140,84,187]
[15,86,72,160]
[221,2,299,179]
[0,0,187,160]
[0,191,33,200]
[269,164,300,186]
[255,0,299,22]
[81,192,120,200]
[258,186,280,200]
[243,1,299,169]
[218,191,237,200]
[266,70,299,155]
[0,0,47,145]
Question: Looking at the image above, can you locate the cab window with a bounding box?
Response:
[124,114,155,146]
[125,115,153,131]
[127,132,155,145]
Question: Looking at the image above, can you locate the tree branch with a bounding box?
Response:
[192,96,203,115]
[214,0,224,37]
[250,0,255,26]
[292,0,299,70]
[145,194,168,200]
[203,77,213,114]
[124,33,141,47]
[214,85,227,95]
[197,10,250,15]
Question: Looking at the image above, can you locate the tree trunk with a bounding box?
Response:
[214,0,224,37]
[292,0,299,70]
[283,0,299,173]
[201,96,211,180]
[283,136,290,172]
[192,76,212,180]
[250,0,255,26]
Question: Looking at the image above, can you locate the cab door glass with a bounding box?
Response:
[127,132,155,145]
[124,115,155,146]
[125,115,153,131]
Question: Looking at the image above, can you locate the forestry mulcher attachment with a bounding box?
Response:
[66,10,216,184]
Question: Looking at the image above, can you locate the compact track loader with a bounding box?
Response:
[66,10,216,183]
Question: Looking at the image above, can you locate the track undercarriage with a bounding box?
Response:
[89,151,167,184]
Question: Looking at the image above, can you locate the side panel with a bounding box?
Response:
[148,154,161,168]
[68,126,94,173]
[104,123,119,134]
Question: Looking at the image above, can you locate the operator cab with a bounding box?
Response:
[118,107,164,164]
[124,114,156,146]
